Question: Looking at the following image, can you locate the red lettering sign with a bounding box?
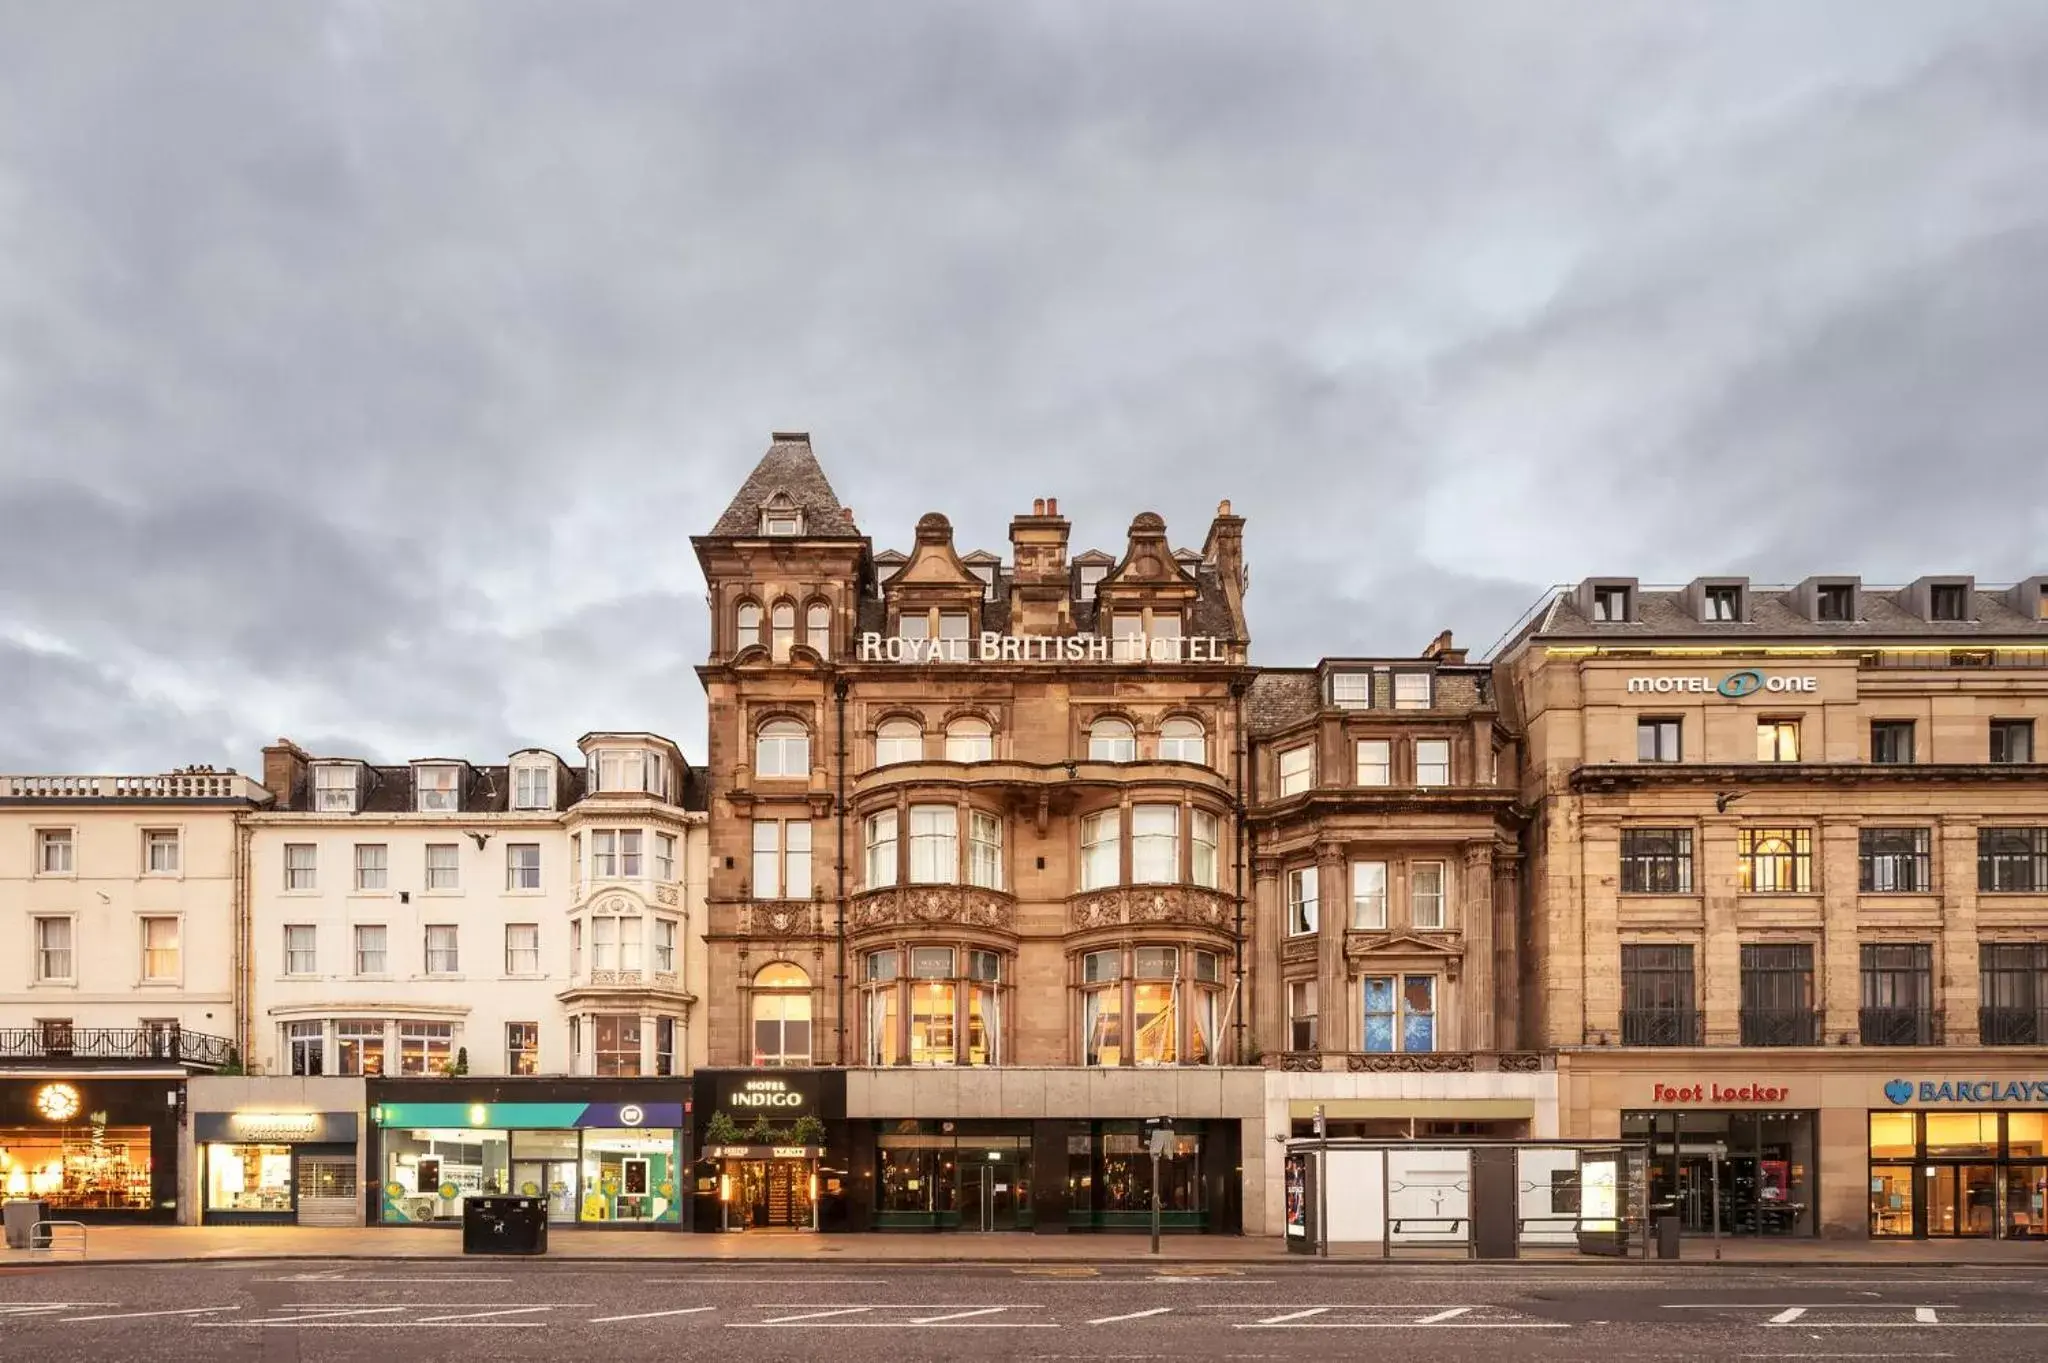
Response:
[1650,1081,1786,1104]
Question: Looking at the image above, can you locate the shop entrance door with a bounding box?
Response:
[1926,1165,1999,1237]
[734,1159,814,1229]
[512,1160,580,1223]
[960,1155,1019,1232]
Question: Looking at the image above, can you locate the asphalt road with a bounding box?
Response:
[5,1259,2048,1362]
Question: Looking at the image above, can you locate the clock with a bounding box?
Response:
[35,1083,81,1121]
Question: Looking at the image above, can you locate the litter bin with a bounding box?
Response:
[462,1195,548,1256]
[1654,1213,1682,1260]
[4,1200,51,1249]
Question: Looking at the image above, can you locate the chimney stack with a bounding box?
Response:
[1422,630,1467,664]
[1008,496,1073,635]
[262,739,311,808]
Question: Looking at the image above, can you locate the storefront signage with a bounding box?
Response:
[1626,669,1817,698]
[727,1079,804,1109]
[195,1110,358,1143]
[1884,1077,2048,1106]
[702,1144,824,1160]
[33,1083,81,1121]
[1651,1082,1790,1104]
[372,1101,683,1130]
[231,1112,317,1141]
[857,632,1231,664]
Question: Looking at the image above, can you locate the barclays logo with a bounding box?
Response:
[1883,1079,1913,1106]
[1717,669,1764,698]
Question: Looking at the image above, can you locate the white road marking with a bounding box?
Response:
[1089,1307,1175,1325]
[588,1306,719,1324]
[1769,1308,1809,1325]
[759,1307,875,1324]
[203,1322,548,1329]
[644,1277,885,1285]
[411,1307,560,1324]
[1666,1304,1960,1310]
[62,1307,242,1323]
[909,1308,1012,1324]
[0,1304,119,1315]
[1416,1308,1472,1324]
[260,1275,515,1283]
[1254,1309,1330,1325]
[1916,1308,1939,1323]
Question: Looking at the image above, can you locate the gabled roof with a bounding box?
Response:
[707,434,862,538]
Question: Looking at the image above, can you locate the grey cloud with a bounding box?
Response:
[2,1,2044,770]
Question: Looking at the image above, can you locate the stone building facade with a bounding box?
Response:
[1499,574,2048,1240]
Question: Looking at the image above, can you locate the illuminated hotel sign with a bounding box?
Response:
[728,1079,805,1109]
[858,632,1232,664]
[1626,669,1818,698]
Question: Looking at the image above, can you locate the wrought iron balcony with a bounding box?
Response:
[0,1026,235,1069]
[1739,1008,1823,1047]
[1981,1007,2048,1046]
[1619,1009,1703,1047]
[1859,1007,1940,1047]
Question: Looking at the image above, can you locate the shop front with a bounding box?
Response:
[368,1077,688,1229]
[1867,1072,2048,1241]
[0,1075,183,1223]
[691,1069,844,1233]
[197,1109,360,1226]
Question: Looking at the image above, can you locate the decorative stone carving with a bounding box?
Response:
[1281,937,1319,965]
[848,885,1016,934]
[1281,1051,1323,1072]
[588,969,640,986]
[1496,1052,1545,1073]
[1347,1052,1476,1073]
[655,884,679,906]
[738,900,819,938]
[1066,885,1233,933]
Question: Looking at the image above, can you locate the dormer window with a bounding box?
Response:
[938,612,971,660]
[1077,564,1108,601]
[1816,583,1855,622]
[591,748,664,796]
[1331,673,1372,709]
[416,765,461,813]
[760,493,801,537]
[1703,585,1743,621]
[312,763,359,813]
[512,762,554,811]
[1930,583,1968,621]
[966,563,997,600]
[1591,585,1632,622]
[1393,672,1433,711]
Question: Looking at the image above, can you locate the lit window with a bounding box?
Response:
[1089,717,1136,762]
[1393,673,1433,710]
[399,1022,454,1075]
[1082,950,1122,1066]
[752,963,812,1066]
[1287,866,1318,935]
[1278,745,1312,796]
[1159,717,1206,764]
[876,718,922,766]
[1757,719,1801,762]
[945,717,993,762]
[506,1022,539,1075]
[1739,827,1814,893]
[1356,739,1390,786]
[1080,809,1120,890]
[756,719,811,777]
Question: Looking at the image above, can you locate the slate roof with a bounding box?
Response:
[1246,671,1320,733]
[279,758,707,813]
[1528,584,2048,644]
[707,437,862,538]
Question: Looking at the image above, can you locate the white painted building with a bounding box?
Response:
[248,734,707,1080]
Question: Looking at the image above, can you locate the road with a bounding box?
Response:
[5,1259,2048,1362]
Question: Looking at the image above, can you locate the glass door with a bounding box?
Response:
[1926,1165,2000,1237]
[961,1162,990,1232]
[2005,1166,2046,1239]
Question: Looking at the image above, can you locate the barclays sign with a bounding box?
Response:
[1884,1077,2048,1106]
[1626,669,1818,698]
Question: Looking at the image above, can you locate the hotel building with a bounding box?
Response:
[1499,574,2048,1240]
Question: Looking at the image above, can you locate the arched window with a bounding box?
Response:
[875,719,922,767]
[945,716,992,763]
[1089,717,1136,762]
[770,602,796,661]
[752,963,812,1066]
[806,602,830,656]
[1159,717,1206,765]
[755,719,810,778]
[736,602,762,651]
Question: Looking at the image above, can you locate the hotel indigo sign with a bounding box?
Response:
[858,632,1231,664]
[1626,669,1818,698]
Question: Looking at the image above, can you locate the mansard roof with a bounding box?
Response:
[706,433,862,538]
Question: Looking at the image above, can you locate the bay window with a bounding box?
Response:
[1415,739,1451,786]
[1131,804,1179,884]
[863,947,1007,1067]
[595,1014,642,1076]
[1080,809,1120,890]
[1132,947,1179,1065]
[909,948,958,1065]
[1357,739,1391,786]
[1191,810,1219,888]
[908,804,958,883]
[969,811,1004,889]
[1082,950,1123,1066]
[1279,744,1312,796]
[1287,866,1319,935]
[654,919,677,973]
[864,950,901,1066]
[865,810,899,888]
[1190,951,1223,1063]
[967,951,1002,1066]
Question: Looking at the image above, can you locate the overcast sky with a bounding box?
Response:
[3,2,2045,774]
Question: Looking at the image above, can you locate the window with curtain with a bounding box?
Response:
[1082,950,1122,1066]
[503,923,539,975]
[865,809,899,888]
[1190,950,1222,1064]
[1159,717,1206,764]
[875,718,922,766]
[969,811,1003,889]
[1080,809,1120,890]
[424,843,460,890]
[1089,717,1136,762]
[755,719,810,777]
[908,805,958,883]
[1132,946,1179,1065]
[945,717,993,762]
[863,950,901,1066]
[1191,810,1219,888]
[752,963,812,1066]
[806,601,830,655]
[654,918,677,973]
[1351,861,1388,929]
[1288,979,1317,1050]
[968,950,1002,1066]
[752,820,812,899]
[1131,804,1179,884]
[1411,862,1446,929]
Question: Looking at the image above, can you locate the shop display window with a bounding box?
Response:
[380,1128,509,1223]
[1926,1112,1999,1158]
[207,1143,293,1213]
[579,1128,679,1223]
[1071,1124,1206,1219]
[1,1126,154,1210]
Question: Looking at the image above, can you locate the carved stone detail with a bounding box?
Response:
[848,885,1017,934]
[1281,937,1320,965]
[1496,1052,1546,1073]
[1281,1051,1324,1072]
[738,900,821,938]
[655,884,679,906]
[1347,1052,1475,1073]
[1066,885,1233,933]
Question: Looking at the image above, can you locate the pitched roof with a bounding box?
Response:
[707,435,862,538]
[1534,585,2048,642]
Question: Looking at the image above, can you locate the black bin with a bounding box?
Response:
[462,1195,548,1255]
[1654,1213,1682,1260]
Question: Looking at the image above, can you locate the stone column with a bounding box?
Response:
[640,1011,659,1076]
[1461,841,1495,1055]
[1819,817,1863,1045]
[1939,816,1981,1045]
[1700,817,1743,1046]
[1581,820,1623,1044]
[1493,855,1521,1051]
[1251,854,1284,1060]
[1317,842,1349,1057]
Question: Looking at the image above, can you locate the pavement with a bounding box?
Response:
[7,1222,2048,1266]
[5,1259,2048,1362]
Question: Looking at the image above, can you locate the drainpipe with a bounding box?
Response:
[1232,677,1250,1065]
[834,675,850,1065]
[235,814,252,1065]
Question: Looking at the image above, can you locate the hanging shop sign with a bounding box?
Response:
[1625,669,1818,698]
[858,632,1232,665]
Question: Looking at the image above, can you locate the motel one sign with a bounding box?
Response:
[858,632,1231,664]
[1626,667,1818,698]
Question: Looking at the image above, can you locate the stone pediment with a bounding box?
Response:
[883,513,981,591]
[1098,512,1199,594]
[1345,930,1465,979]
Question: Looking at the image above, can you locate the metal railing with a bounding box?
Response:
[1739,1008,1824,1047]
[29,1221,87,1259]
[1619,1009,1703,1047]
[1981,1007,2048,1046]
[0,1026,234,1068]
[1859,1008,1940,1047]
